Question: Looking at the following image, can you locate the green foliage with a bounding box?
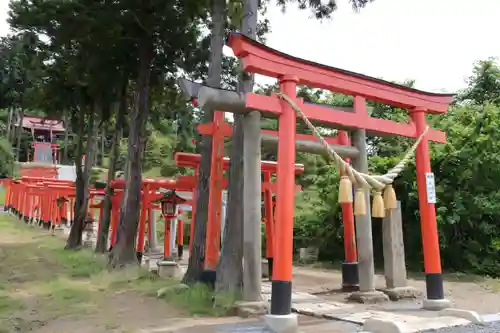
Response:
[0,138,14,177]
[291,59,500,276]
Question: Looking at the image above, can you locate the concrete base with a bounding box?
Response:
[157,260,183,279]
[382,286,422,301]
[363,318,407,333]
[263,313,298,333]
[422,298,452,311]
[234,301,269,318]
[439,308,483,323]
[347,290,389,304]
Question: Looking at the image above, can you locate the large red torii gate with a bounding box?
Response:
[194,32,453,325]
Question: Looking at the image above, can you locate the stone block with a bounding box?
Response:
[157,260,183,279]
[439,308,482,323]
[382,286,422,301]
[262,259,269,278]
[234,301,269,318]
[347,291,389,304]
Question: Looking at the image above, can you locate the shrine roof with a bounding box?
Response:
[18,116,65,132]
[228,33,455,113]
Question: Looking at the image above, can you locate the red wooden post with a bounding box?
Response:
[272,75,298,316]
[164,215,171,258]
[411,108,444,303]
[338,131,358,290]
[189,166,199,252]
[177,216,184,259]
[263,171,275,280]
[136,184,149,258]
[205,111,225,269]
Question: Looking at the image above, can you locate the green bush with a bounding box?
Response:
[0,138,14,177]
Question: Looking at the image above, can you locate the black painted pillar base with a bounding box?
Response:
[3,205,8,212]
[199,269,216,290]
[267,257,274,281]
[23,216,29,223]
[38,219,44,227]
[136,251,143,263]
[108,245,113,252]
[177,245,184,260]
[341,261,359,292]
[270,280,292,315]
[425,273,444,299]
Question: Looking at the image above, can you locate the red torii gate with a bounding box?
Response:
[197,115,359,287]
[195,33,453,322]
[175,152,303,270]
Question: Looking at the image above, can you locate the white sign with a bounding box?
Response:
[425,172,436,204]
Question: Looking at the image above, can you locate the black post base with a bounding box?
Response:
[136,251,143,263]
[23,216,29,223]
[267,257,274,281]
[177,245,184,260]
[199,269,217,290]
[425,273,444,300]
[3,205,8,212]
[108,245,113,252]
[270,280,292,315]
[341,261,359,292]
[38,219,44,227]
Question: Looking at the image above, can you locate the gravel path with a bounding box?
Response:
[421,321,500,333]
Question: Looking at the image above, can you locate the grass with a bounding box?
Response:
[0,214,236,332]
[0,186,4,206]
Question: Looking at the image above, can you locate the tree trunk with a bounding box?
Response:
[62,109,70,164]
[216,0,260,298]
[6,106,14,143]
[215,114,244,293]
[108,36,153,268]
[66,107,98,249]
[15,109,24,162]
[95,81,127,253]
[182,0,226,284]
[240,0,261,302]
[99,127,105,167]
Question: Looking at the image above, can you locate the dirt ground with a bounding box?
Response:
[291,265,500,314]
[2,212,500,333]
[0,215,232,333]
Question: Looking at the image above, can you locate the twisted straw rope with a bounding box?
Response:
[276,91,430,191]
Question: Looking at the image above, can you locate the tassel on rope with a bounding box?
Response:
[372,191,385,218]
[353,188,367,216]
[338,176,353,203]
[383,184,397,210]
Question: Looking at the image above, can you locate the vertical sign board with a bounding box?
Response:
[425,172,437,204]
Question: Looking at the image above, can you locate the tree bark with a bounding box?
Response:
[240,0,261,302]
[108,35,153,268]
[215,114,244,293]
[15,109,24,162]
[6,106,14,143]
[62,109,70,164]
[182,0,226,284]
[216,0,260,298]
[66,106,98,249]
[95,81,127,253]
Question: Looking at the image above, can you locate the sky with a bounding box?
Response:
[1,0,499,94]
